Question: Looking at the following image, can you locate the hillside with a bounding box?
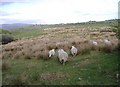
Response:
[1,19,117,30]
[2,23,31,30]
[1,19,119,85]
[3,19,117,40]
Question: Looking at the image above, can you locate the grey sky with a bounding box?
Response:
[0,0,119,24]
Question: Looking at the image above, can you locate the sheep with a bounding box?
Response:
[49,49,55,58]
[104,39,111,45]
[57,49,68,65]
[92,41,98,46]
[103,39,113,52]
[70,46,78,56]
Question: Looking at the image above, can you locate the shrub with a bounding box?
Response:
[112,28,117,33]
[0,29,12,34]
[0,34,15,44]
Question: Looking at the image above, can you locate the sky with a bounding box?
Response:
[0,0,119,24]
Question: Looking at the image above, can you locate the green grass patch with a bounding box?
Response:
[9,27,44,39]
[2,51,119,85]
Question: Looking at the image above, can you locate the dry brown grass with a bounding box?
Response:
[56,41,71,51]
[103,44,113,53]
[40,72,67,81]
[97,40,114,53]
[46,43,57,50]
[78,43,92,55]
[12,51,23,59]
[1,26,119,60]
[2,51,13,59]
[35,50,49,60]
[22,48,33,59]
[109,32,116,36]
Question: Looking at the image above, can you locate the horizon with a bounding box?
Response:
[0,0,119,24]
[0,18,117,25]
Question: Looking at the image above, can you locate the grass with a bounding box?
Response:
[2,19,119,85]
[10,27,44,39]
[2,19,116,40]
[0,29,12,34]
[2,50,119,85]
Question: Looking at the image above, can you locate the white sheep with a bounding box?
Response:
[58,49,68,65]
[92,41,98,46]
[49,49,55,58]
[104,39,111,45]
[71,46,78,56]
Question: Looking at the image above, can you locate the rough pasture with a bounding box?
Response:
[1,23,119,85]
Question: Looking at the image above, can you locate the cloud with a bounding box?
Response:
[0,11,19,16]
[0,2,14,6]
[0,18,43,24]
[0,0,119,24]
[0,0,31,2]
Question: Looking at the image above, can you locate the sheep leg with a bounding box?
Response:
[61,59,65,65]
[63,61,65,65]
[73,53,75,57]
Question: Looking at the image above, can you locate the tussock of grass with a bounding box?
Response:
[102,44,113,53]
[40,72,67,83]
[13,51,23,59]
[2,51,12,59]
[79,44,91,55]
[46,43,57,50]
[24,54,32,59]
[23,48,33,59]
[35,50,49,60]
[2,61,11,71]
